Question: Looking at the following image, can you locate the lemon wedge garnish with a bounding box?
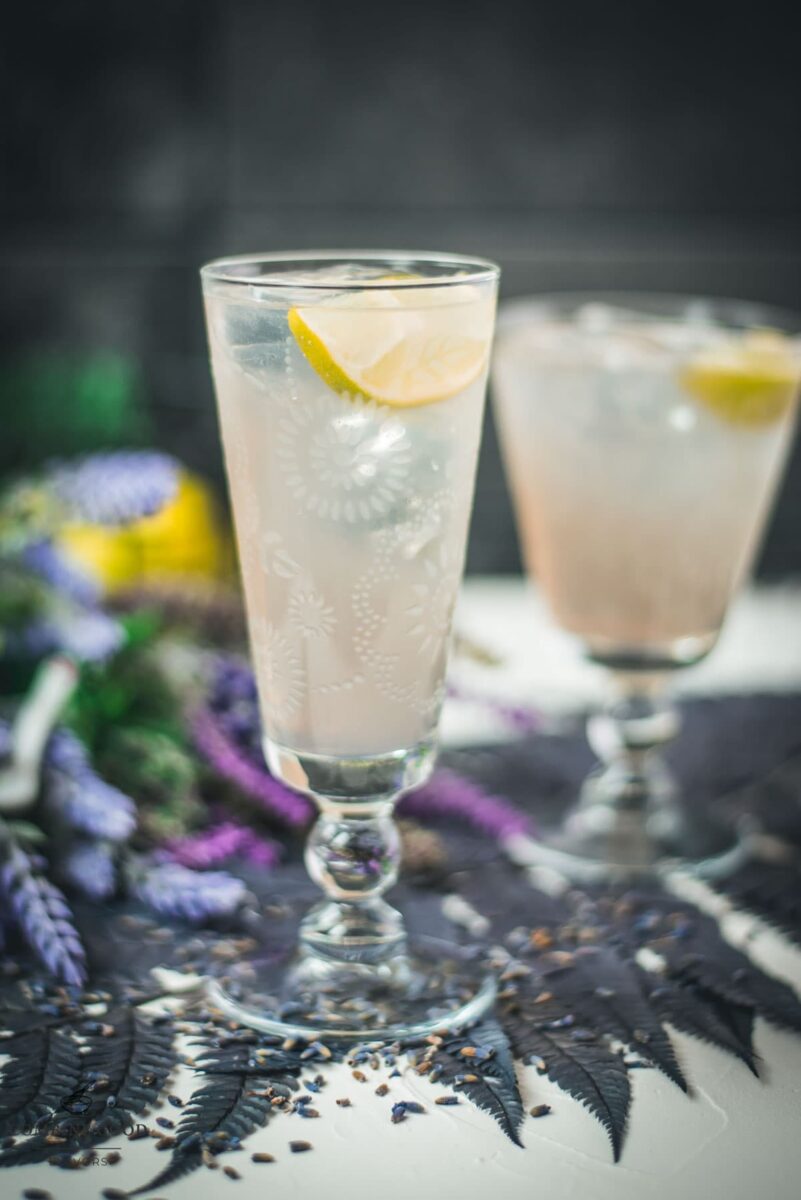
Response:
[288,283,494,408]
[680,330,800,427]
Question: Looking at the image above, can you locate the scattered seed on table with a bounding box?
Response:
[336,1098,352,1107]
[290,1140,312,1153]
[391,1102,407,1124]
[530,1104,552,1118]
[298,1107,319,1118]
[155,1136,176,1150]
[435,1096,460,1106]
[223,1165,241,1180]
[22,1189,53,1200]
[101,1190,128,1200]
[375,1083,389,1097]
[106,1150,121,1164]
[155,1116,174,1129]
[252,1152,276,1163]
[167,1094,184,1107]
[127,1125,149,1140]
[352,1069,367,1082]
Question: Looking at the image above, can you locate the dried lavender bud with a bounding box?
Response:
[0,840,85,986]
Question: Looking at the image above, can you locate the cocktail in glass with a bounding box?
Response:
[493,294,800,879]
[201,251,499,1036]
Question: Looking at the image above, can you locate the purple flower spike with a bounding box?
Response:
[399,768,531,842]
[0,841,86,987]
[56,610,124,663]
[48,772,136,841]
[131,860,246,922]
[46,728,136,841]
[166,821,281,871]
[47,450,179,526]
[61,841,117,900]
[191,706,313,828]
[21,540,100,606]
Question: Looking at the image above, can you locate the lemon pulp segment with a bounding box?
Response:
[288,284,494,408]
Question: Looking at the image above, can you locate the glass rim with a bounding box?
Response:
[497,290,801,335]
[200,249,500,290]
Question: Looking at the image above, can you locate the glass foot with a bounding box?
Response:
[205,935,496,1041]
[519,794,748,884]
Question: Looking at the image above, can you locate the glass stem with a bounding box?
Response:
[584,673,680,816]
[300,801,406,967]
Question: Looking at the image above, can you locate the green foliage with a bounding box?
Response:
[0,352,151,473]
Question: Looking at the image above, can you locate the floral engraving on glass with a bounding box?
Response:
[288,589,337,640]
[250,621,305,717]
[275,392,413,524]
[260,531,301,581]
[405,542,463,656]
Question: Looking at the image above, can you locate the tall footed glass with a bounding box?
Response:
[201,251,499,1037]
[492,294,801,881]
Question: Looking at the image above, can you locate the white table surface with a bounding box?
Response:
[7,579,801,1200]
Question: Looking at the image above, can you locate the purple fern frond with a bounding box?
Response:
[130,859,246,922]
[0,840,86,987]
[61,841,117,900]
[21,540,100,606]
[47,450,179,526]
[399,768,531,841]
[191,706,313,828]
[165,821,281,870]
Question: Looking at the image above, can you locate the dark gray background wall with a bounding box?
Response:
[2,0,801,575]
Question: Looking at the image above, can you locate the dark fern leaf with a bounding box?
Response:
[501,990,630,1161]
[638,972,758,1075]
[0,1025,83,1140]
[76,1007,177,1143]
[718,862,801,948]
[129,1036,282,1196]
[656,928,801,1035]
[429,1020,524,1146]
[540,945,687,1091]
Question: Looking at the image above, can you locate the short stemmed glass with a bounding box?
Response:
[492,294,801,880]
[201,251,499,1037]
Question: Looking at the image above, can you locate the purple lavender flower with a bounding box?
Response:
[0,840,86,987]
[130,859,246,922]
[165,821,281,870]
[47,772,136,841]
[191,705,313,828]
[47,450,179,526]
[61,841,117,900]
[21,540,100,606]
[0,718,11,763]
[446,680,542,735]
[55,610,124,663]
[45,728,136,842]
[399,768,531,842]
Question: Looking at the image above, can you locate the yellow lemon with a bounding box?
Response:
[288,282,495,408]
[680,330,800,427]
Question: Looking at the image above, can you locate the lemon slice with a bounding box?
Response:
[288,283,494,407]
[680,330,800,427]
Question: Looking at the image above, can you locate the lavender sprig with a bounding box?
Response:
[399,768,532,841]
[191,706,313,828]
[47,450,179,526]
[21,539,100,606]
[129,858,247,921]
[446,680,542,735]
[0,833,86,986]
[45,729,136,842]
[61,840,117,900]
[165,820,281,870]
